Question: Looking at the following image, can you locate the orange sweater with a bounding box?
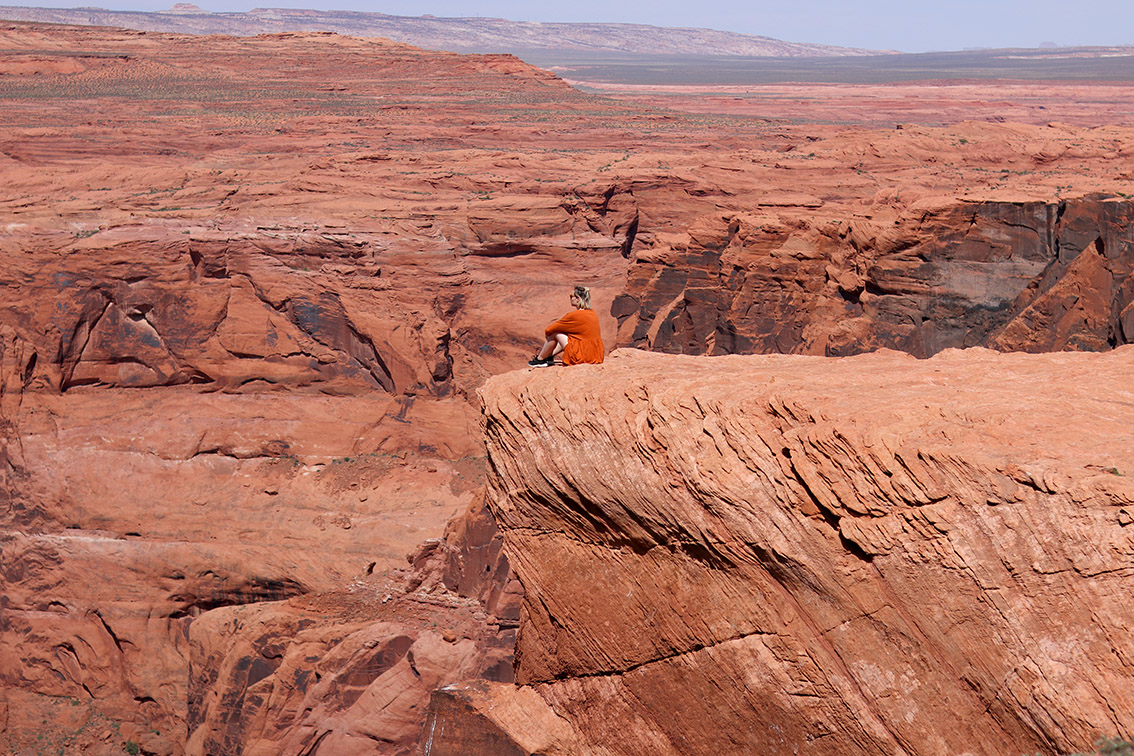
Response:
[545,308,604,365]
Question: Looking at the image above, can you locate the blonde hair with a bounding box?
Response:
[572,285,592,310]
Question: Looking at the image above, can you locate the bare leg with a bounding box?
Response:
[537,333,569,360]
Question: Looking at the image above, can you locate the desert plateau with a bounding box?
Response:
[0,12,1132,756]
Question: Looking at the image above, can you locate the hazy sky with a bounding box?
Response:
[24,0,1134,52]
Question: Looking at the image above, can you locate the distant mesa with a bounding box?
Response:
[0,4,888,57]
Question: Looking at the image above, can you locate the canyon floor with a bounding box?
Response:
[0,20,1132,756]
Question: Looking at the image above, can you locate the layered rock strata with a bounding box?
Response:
[0,25,631,752]
[616,197,1134,357]
[185,496,518,756]
[459,347,1134,756]
[0,386,485,753]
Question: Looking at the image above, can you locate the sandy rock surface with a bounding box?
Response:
[570,81,1134,128]
[471,347,1134,756]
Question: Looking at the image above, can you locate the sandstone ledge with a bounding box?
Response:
[469,347,1134,756]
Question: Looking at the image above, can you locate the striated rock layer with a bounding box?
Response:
[616,196,1134,358]
[459,347,1134,756]
[185,495,518,756]
[0,24,633,753]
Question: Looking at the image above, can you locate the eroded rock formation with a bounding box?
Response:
[2,19,1134,756]
[0,25,632,753]
[458,347,1134,756]
[185,496,518,756]
[616,197,1134,357]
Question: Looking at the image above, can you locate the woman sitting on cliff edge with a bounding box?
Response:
[528,285,604,367]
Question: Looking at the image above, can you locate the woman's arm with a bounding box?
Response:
[545,310,586,338]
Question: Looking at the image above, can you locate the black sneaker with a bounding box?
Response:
[528,355,554,367]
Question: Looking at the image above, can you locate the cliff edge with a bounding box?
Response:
[438,347,1134,756]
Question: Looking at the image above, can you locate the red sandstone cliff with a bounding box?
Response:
[616,196,1134,357]
[447,347,1134,756]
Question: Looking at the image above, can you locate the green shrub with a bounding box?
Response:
[1067,738,1134,756]
[1095,738,1134,756]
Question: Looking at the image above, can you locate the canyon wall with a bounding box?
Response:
[0,187,627,753]
[0,25,632,754]
[183,496,518,756]
[444,347,1134,756]
[615,197,1134,357]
